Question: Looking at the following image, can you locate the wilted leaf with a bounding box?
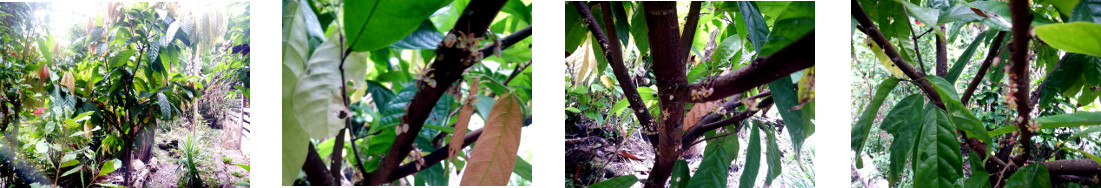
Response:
[683,101,721,131]
[450,78,479,160]
[460,94,524,185]
[567,35,598,85]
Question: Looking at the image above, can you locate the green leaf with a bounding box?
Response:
[964,151,992,188]
[1070,0,1101,23]
[1035,22,1101,57]
[1060,147,1101,166]
[629,3,650,53]
[502,0,531,25]
[431,0,468,32]
[565,2,589,53]
[768,74,811,154]
[763,123,782,186]
[59,153,78,168]
[738,2,769,53]
[928,76,960,101]
[1035,111,1101,129]
[712,35,744,66]
[109,49,137,67]
[513,156,532,182]
[344,0,451,52]
[589,175,638,188]
[738,122,762,188]
[565,107,582,113]
[897,0,940,27]
[1038,54,1089,107]
[687,126,739,187]
[912,104,963,188]
[609,2,630,46]
[281,93,309,185]
[611,99,628,116]
[852,78,899,158]
[967,1,1013,31]
[390,21,444,49]
[1004,163,1051,188]
[759,1,814,56]
[670,160,691,188]
[414,162,448,186]
[1069,126,1101,140]
[881,94,924,187]
[946,30,994,83]
[98,159,121,177]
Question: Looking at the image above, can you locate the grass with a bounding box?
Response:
[223,156,233,164]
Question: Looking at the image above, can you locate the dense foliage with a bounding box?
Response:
[0,2,249,187]
[281,0,533,186]
[564,1,814,187]
[851,0,1101,187]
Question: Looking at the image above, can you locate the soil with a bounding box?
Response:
[99,108,250,187]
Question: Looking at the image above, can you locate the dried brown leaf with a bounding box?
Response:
[460,93,524,186]
[683,101,721,131]
[449,78,479,160]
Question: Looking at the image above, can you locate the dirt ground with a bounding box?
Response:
[100,108,251,187]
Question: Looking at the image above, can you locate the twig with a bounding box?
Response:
[674,32,813,103]
[961,31,1008,104]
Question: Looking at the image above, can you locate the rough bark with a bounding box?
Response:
[1008,0,1033,166]
[304,143,336,185]
[673,32,814,103]
[852,0,945,109]
[936,30,948,77]
[641,2,686,187]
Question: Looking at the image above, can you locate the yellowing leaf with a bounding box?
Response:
[684,101,721,131]
[61,72,75,93]
[793,67,814,110]
[460,93,524,186]
[865,38,908,78]
[567,35,597,85]
[450,78,479,160]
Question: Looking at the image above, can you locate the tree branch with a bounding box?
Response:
[479,25,532,57]
[304,143,336,185]
[1008,0,1033,166]
[574,1,659,148]
[365,0,508,185]
[1044,159,1101,177]
[673,32,813,103]
[679,1,702,61]
[961,31,1008,104]
[641,2,686,187]
[903,7,927,74]
[681,96,773,150]
[386,128,484,182]
[935,27,948,77]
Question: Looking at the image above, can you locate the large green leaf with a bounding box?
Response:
[768,74,812,154]
[98,159,121,177]
[930,76,991,143]
[912,103,963,188]
[502,0,531,25]
[763,123,782,186]
[565,2,589,53]
[946,30,994,83]
[968,1,1013,31]
[1004,163,1051,188]
[1038,54,1088,107]
[344,0,451,52]
[759,1,814,57]
[589,175,638,188]
[431,0,469,32]
[881,94,924,188]
[738,121,762,188]
[609,2,630,46]
[852,78,899,158]
[738,2,769,53]
[686,125,739,187]
[670,160,691,188]
[513,156,533,182]
[1035,111,1101,129]
[1034,22,1101,57]
[282,1,323,184]
[629,3,650,53]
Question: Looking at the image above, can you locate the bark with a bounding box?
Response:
[935,30,948,77]
[641,2,687,187]
[329,129,346,180]
[1044,159,1101,178]
[304,143,336,185]
[574,1,659,149]
[673,32,814,103]
[1008,0,1033,166]
[386,128,484,182]
[961,31,1008,104]
[365,0,508,185]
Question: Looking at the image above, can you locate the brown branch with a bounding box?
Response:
[364,0,508,185]
[1008,0,1033,166]
[674,32,813,103]
[1029,54,1068,107]
[1052,174,1100,184]
[641,2,686,187]
[479,25,533,57]
[304,143,336,185]
[329,129,346,180]
[903,7,927,73]
[386,128,484,182]
[679,1,702,61]
[503,60,531,85]
[961,31,1008,104]
[574,1,659,148]
[681,96,773,150]
[935,28,948,77]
